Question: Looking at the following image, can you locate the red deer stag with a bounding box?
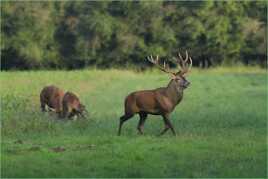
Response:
[118,51,192,136]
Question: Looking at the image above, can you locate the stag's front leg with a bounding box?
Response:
[160,119,170,135]
[160,114,176,136]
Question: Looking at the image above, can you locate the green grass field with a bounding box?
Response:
[1,68,267,178]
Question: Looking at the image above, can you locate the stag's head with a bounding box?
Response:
[147,50,192,90]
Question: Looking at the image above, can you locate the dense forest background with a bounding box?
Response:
[1,1,267,70]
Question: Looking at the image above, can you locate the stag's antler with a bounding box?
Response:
[147,51,192,75]
[175,50,192,75]
[147,55,175,75]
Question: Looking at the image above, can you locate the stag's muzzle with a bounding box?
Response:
[184,81,190,88]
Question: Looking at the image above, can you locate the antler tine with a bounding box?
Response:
[183,56,192,74]
[147,55,174,75]
[147,55,154,63]
[185,50,189,63]
[174,50,193,74]
[178,52,183,61]
[188,56,192,69]
[183,50,190,69]
[177,51,186,70]
[185,51,193,73]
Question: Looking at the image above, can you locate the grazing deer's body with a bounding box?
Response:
[61,92,86,119]
[40,85,65,116]
[118,51,192,136]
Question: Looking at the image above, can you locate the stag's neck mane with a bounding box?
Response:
[165,79,184,106]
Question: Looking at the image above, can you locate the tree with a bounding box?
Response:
[1,1,266,70]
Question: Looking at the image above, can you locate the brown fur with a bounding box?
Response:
[118,73,190,136]
[61,92,86,119]
[40,85,65,116]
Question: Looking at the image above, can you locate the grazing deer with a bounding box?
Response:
[40,85,65,116]
[61,91,87,119]
[118,51,192,136]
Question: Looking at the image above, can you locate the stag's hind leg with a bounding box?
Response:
[118,113,134,136]
[137,112,147,135]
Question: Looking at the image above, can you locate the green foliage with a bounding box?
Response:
[1,1,267,70]
[1,69,267,177]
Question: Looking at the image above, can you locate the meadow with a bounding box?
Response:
[1,68,267,178]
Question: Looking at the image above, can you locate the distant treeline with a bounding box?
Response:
[1,1,267,70]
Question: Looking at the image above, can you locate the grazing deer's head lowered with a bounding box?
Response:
[61,92,87,119]
[118,50,192,136]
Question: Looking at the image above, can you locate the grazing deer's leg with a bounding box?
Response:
[137,112,147,135]
[60,110,66,118]
[40,102,46,112]
[55,106,62,118]
[68,111,76,119]
[118,114,134,136]
[61,103,69,118]
[48,107,54,112]
[58,111,64,118]
[40,95,47,112]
